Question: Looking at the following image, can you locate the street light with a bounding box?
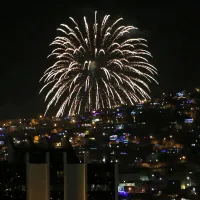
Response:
[187,176,191,186]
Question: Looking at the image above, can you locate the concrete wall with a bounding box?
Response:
[26,153,50,200]
[64,163,86,200]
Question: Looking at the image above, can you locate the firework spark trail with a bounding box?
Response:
[40,11,158,117]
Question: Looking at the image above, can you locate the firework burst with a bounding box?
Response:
[40,11,158,117]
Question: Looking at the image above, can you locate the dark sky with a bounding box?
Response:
[0,2,199,118]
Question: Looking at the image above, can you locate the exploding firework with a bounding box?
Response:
[40,11,158,117]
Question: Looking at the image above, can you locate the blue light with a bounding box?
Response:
[119,191,128,197]
[117,113,123,117]
[184,118,193,123]
[131,111,136,115]
[110,135,118,141]
[177,92,183,97]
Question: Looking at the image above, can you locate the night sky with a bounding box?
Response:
[0,2,199,118]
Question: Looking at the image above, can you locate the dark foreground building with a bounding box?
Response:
[1,137,118,200]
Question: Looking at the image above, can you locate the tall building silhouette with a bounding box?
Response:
[7,136,118,200]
